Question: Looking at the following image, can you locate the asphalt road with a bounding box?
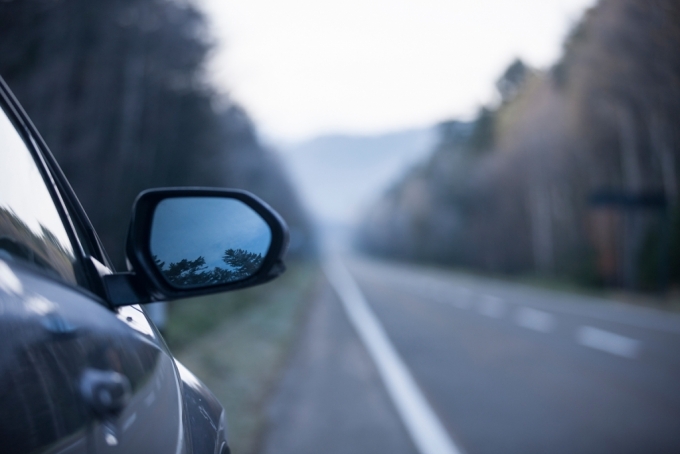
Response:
[263,256,680,454]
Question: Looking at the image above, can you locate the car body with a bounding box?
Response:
[0,76,288,453]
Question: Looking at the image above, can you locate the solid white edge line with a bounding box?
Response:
[323,257,464,454]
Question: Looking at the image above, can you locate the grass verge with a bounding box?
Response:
[165,260,320,454]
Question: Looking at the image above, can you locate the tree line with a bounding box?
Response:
[0,0,314,268]
[155,248,264,287]
[358,0,680,290]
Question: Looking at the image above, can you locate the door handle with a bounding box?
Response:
[79,368,131,418]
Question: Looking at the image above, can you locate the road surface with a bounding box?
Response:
[262,256,680,454]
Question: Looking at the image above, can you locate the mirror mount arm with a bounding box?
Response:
[103,259,287,307]
[103,273,152,307]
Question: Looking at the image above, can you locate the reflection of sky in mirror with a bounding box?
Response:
[150,198,271,270]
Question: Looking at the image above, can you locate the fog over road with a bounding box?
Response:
[263,256,680,454]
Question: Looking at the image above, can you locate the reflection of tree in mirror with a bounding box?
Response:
[164,257,210,287]
[222,248,264,280]
[154,249,264,288]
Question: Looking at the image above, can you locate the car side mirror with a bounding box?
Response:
[103,188,289,306]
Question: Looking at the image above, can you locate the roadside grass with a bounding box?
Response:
[165,260,320,454]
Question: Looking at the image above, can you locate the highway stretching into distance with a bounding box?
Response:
[262,256,680,454]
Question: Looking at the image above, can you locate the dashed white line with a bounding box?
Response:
[515,307,555,333]
[324,258,464,454]
[478,295,505,318]
[576,326,641,358]
[389,275,645,361]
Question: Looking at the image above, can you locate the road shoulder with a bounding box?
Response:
[261,276,417,454]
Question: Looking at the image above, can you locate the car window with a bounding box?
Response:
[0,103,81,284]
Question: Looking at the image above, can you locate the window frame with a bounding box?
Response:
[0,77,113,302]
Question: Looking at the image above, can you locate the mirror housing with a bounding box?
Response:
[103,188,289,306]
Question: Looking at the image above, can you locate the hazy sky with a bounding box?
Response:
[197,0,596,142]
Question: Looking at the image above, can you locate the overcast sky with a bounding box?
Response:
[197,0,596,142]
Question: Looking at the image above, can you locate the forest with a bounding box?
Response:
[0,0,314,268]
[358,0,680,291]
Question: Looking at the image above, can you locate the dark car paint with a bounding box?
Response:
[175,361,229,454]
[0,79,230,453]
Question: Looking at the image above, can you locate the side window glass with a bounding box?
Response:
[0,104,80,284]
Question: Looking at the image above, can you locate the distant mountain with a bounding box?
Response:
[279,127,437,228]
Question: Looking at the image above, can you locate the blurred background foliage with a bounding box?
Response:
[0,0,315,268]
[357,0,680,292]
[0,0,677,293]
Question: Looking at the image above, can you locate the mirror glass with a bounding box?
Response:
[150,197,272,288]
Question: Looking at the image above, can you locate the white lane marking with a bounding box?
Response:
[356,257,680,335]
[324,258,464,454]
[414,286,471,308]
[478,295,505,318]
[576,326,641,358]
[515,307,555,333]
